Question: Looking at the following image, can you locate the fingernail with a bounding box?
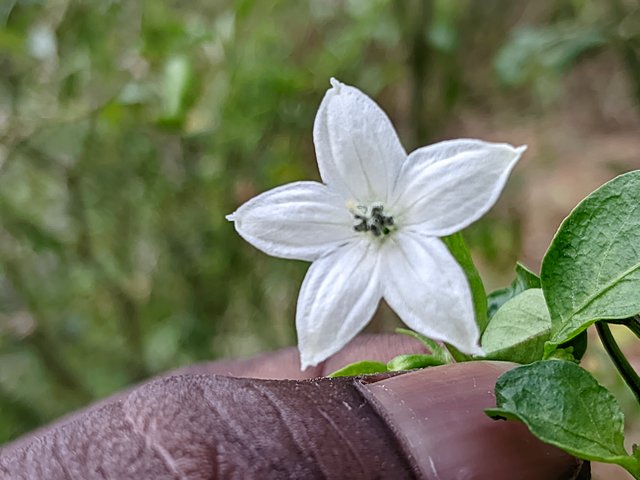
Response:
[357,361,585,480]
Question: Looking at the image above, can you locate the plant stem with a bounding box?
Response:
[619,453,640,480]
[610,0,640,108]
[596,321,640,404]
[627,316,640,339]
[605,316,640,339]
[392,0,433,146]
[442,232,489,334]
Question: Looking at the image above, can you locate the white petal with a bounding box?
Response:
[401,138,502,169]
[313,78,406,203]
[296,239,382,369]
[392,140,525,236]
[381,232,482,355]
[227,181,356,261]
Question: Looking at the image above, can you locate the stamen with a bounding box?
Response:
[351,202,395,237]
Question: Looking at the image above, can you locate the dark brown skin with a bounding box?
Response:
[0,334,588,479]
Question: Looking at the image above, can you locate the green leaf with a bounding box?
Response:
[442,232,488,333]
[328,361,388,378]
[487,262,540,319]
[541,171,640,352]
[481,289,551,364]
[394,327,451,362]
[486,360,640,478]
[387,353,446,371]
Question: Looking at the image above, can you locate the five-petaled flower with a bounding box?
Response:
[227,79,526,369]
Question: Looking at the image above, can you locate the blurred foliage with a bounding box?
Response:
[494,0,640,104]
[495,24,606,94]
[0,0,638,443]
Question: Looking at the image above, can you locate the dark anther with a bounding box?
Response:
[352,203,394,237]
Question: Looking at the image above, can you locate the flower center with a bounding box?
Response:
[352,202,395,237]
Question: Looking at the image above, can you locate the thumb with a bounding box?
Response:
[0,360,586,479]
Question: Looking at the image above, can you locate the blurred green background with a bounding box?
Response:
[0,1,638,474]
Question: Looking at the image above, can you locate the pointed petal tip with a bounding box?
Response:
[225,213,236,222]
[450,332,484,357]
[515,144,528,154]
[299,353,318,372]
[449,341,484,358]
[329,77,342,92]
[470,345,486,357]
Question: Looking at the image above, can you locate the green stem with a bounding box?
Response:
[618,453,640,480]
[610,0,640,108]
[442,232,489,334]
[605,316,640,339]
[627,316,640,339]
[596,321,640,404]
[392,0,433,146]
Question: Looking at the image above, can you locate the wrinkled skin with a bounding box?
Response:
[0,334,588,479]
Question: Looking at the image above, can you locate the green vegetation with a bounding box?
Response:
[487,360,640,478]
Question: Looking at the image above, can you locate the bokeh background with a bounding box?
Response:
[0,0,639,477]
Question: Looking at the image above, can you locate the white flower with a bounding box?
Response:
[227,78,526,369]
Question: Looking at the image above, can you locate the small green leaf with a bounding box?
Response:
[394,327,450,362]
[328,361,388,378]
[387,353,446,371]
[486,360,640,478]
[442,232,488,333]
[487,262,540,319]
[542,171,640,353]
[559,330,588,361]
[546,347,578,363]
[481,289,550,364]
